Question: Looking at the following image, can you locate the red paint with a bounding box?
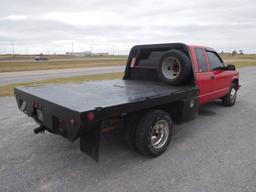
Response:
[130,45,239,105]
[87,112,95,121]
[188,45,239,105]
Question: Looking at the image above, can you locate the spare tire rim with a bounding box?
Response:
[151,119,169,149]
[162,57,181,80]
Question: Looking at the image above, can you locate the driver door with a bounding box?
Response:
[206,50,230,100]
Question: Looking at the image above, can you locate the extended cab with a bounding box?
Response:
[14,43,239,161]
[189,46,239,105]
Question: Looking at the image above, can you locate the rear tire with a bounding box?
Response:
[135,110,173,157]
[124,113,141,151]
[157,50,192,85]
[222,83,237,106]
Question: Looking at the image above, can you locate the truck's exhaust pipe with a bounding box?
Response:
[33,126,46,134]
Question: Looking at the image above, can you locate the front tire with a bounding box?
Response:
[135,110,173,157]
[222,83,237,106]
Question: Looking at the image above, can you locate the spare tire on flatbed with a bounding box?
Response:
[157,50,192,85]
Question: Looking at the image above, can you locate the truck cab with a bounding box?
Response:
[125,43,239,106]
[189,45,239,105]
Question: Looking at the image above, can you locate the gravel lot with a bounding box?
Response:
[0,67,256,192]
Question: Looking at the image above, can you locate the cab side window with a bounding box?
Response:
[207,51,224,70]
[195,48,208,72]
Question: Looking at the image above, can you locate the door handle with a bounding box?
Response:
[210,75,215,79]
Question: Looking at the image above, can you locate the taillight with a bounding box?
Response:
[32,101,42,110]
[52,116,67,136]
[87,112,95,121]
[58,120,66,135]
[32,101,37,108]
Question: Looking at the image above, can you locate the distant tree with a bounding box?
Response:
[221,51,224,54]
[239,50,244,55]
[232,50,237,56]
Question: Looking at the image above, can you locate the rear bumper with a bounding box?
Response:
[14,87,82,142]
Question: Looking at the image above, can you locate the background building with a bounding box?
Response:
[65,51,109,56]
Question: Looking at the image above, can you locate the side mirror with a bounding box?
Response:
[225,64,236,71]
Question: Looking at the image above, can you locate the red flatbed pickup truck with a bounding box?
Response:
[14,43,240,161]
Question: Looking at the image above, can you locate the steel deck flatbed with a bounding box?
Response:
[16,79,195,113]
[15,79,198,160]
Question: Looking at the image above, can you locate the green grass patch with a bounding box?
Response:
[0,57,127,72]
[220,54,256,60]
[1,55,256,72]
[231,61,256,68]
[0,72,123,97]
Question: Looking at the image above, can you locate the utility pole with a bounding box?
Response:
[90,43,93,53]
[71,41,74,56]
[112,45,115,56]
[12,40,15,57]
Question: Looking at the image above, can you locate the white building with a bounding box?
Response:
[65,51,109,56]
[91,53,109,56]
[65,51,92,56]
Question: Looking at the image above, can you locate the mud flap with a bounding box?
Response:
[80,124,101,162]
[177,97,199,123]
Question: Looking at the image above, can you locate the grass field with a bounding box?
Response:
[221,54,256,68]
[0,56,127,72]
[0,54,126,61]
[220,53,256,60]
[0,72,123,97]
[230,61,256,68]
[0,54,256,72]
[1,53,256,97]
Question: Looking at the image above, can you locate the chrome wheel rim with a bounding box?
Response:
[230,88,237,103]
[151,120,169,149]
[161,57,181,80]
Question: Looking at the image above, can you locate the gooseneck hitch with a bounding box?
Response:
[33,126,46,134]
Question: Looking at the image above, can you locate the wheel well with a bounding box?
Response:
[232,79,239,89]
[145,100,196,124]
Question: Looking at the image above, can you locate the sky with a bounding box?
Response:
[0,0,255,55]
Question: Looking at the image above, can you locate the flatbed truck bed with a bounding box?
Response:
[16,79,196,112]
[15,79,198,160]
[15,79,198,133]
